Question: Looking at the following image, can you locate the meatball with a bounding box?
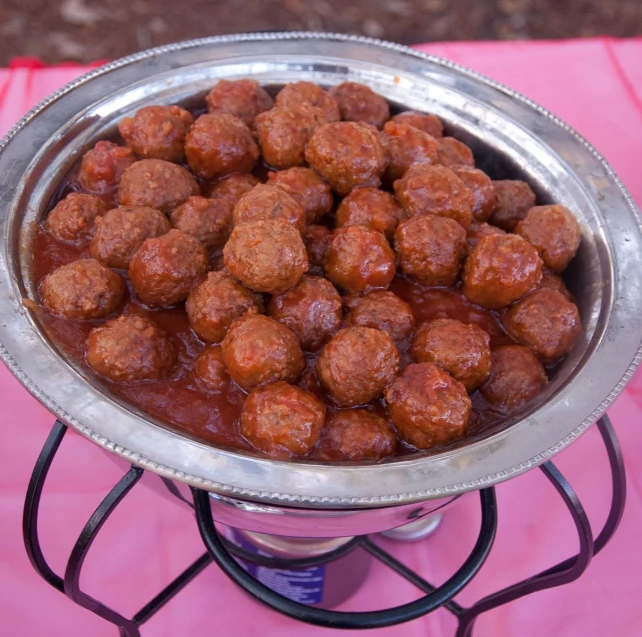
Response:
[193,345,229,393]
[129,229,208,307]
[317,410,397,461]
[411,319,491,391]
[488,179,537,231]
[515,205,581,272]
[254,103,326,169]
[394,214,467,286]
[436,137,475,167]
[208,173,260,208]
[304,224,332,270]
[221,314,304,391]
[390,111,443,138]
[335,187,405,238]
[393,164,473,229]
[45,193,108,243]
[329,82,390,129]
[540,268,573,301]
[305,121,387,195]
[316,327,399,407]
[205,79,273,126]
[77,141,136,195]
[346,291,415,342]
[186,270,262,343]
[275,81,341,122]
[481,345,547,413]
[462,234,543,309]
[86,314,176,382]
[118,105,193,163]
[90,206,170,269]
[268,275,342,351]
[502,288,582,363]
[223,218,308,293]
[240,381,325,458]
[170,196,233,250]
[40,259,124,320]
[466,220,506,250]
[117,159,199,213]
[385,362,471,449]
[451,166,496,222]
[185,112,259,179]
[267,167,333,224]
[232,184,306,235]
[325,225,396,294]
[381,121,439,181]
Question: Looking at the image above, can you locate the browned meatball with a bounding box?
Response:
[170,196,233,250]
[329,82,390,129]
[208,173,260,208]
[45,193,108,242]
[317,410,397,461]
[410,318,491,391]
[222,314,304,391]
[90,206,170,269]
[515,205,581,272]
[77,141,137,195]
[481,345,547,413]
[232,184,306,235]
[223,218,308,293]
[316,327,399,407]
[118,105,193,163]
[193,345,229,393]
[502,288,582,363]
[393,164,473,229]
[462,234,543,309]
[385,362,471,449]
[381,121,439,181]
[488,179,536,231]
[40,258,124,320]
[304,224,332,270]
[540,268,573,301]
[451,166,496,222]
[394,214,467,286]
[254,103,326,170]
[86,314,176,382]
[335,187,405,238]
[184,112,259,179]
[346,291,415,342]
[466,220,506,250]
[117,159,199,213]
[268,275,342,351]
[205,79,273,126]
[390,111,443,138]
[275,81,341,122]
[240,381,325,457]
[305,121,387,195]
[267,167,333,224]
[129,229,208,307]
[325,225,396,294]
[437,137,475,167]
[186,270,262,343]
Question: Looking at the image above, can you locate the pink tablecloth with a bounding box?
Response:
[2,38,642,637]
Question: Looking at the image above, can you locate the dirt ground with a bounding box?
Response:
[0,0,640,66]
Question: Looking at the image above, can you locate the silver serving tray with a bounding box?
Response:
[1,32,641,509]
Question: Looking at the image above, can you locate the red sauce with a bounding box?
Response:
[31,220,514,455]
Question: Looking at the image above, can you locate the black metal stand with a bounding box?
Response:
[22,416,626,635]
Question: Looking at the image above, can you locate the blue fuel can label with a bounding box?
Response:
[229,529,325,605]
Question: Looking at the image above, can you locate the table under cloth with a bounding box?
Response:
[1,37,642,637]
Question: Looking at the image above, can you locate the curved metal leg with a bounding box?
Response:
[455,415,625,637]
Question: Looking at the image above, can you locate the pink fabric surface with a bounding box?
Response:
[1,38,642,637]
